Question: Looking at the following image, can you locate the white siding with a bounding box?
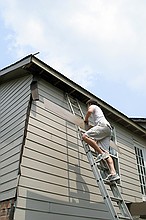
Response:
[115,125,143,202]
[15,79,112,220]
[0,75,32,201]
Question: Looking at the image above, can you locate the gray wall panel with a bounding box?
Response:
[14,196,111,220]
[0,75,32,201]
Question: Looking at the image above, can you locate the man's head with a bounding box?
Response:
[86,99,98,106]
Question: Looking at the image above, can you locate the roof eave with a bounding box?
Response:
[0,54,32,76]
[0,55,146,140]
[0,55,33,84]
[30,56,146,139]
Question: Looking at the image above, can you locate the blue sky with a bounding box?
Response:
[0,0,146,118]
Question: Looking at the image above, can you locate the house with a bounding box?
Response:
[0,54,146,220]
[131,118,146,129]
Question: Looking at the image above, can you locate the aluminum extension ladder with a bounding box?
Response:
[66,94,133,220]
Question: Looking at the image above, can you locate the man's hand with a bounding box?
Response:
[84,120,88,125]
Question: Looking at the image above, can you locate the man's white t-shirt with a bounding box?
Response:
[89,104,110,127]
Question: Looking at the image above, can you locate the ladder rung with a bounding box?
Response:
[69,98,77,103]
[118,215,132,220]
[74,112,83,117]
[71,103,80,109]
[103,179,117,186]
[97,164,109,171]
[111,196,123,203]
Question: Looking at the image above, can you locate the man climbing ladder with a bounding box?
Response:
[82,99,120,182]
[67,94,133,220]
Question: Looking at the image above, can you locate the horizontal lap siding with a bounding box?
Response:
[38,79,69,110]
[0,75,32,201]
[15,79,111,220]
[116,126,142,202]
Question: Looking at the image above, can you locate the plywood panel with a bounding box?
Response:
[44,98,84,129]
[31,102,66,126]
[50,202,110,219]
[14,207,110,220]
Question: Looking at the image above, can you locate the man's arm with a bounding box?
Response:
[84,105,93,124]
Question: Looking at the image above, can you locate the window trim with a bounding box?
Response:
[134,142,146,201]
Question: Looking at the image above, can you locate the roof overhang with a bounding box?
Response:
[1,54,146,140]
[0,55,32,82]
[131,118,146,124]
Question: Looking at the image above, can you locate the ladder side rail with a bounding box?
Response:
[81,145,119,219]
[66,94,133,220]
[66,93,75,114]
[77,98,133,220]
[76,99,85,119]
[110,185,133,218]
[78,130,119,220]
[79,132,133,220]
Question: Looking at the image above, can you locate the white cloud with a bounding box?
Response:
[128,71,146,90]
[0,0,146,92]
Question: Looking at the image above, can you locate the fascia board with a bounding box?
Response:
[0,55,32,77]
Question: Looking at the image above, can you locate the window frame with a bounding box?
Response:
[134,142,146,201]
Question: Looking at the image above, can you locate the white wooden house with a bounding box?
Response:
[0,54,146,220]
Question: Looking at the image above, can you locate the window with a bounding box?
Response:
[135,146,146,198]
